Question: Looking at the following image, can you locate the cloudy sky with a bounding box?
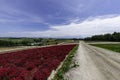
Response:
[0,0,120,38]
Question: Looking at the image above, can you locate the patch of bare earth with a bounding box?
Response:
[0,46,40,54]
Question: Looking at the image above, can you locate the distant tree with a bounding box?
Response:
[84,32,120,41]
[0,40,16,47]
[34,38,42,42]
[21,39,34,46]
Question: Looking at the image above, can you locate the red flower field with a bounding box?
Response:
[0,44,76,80]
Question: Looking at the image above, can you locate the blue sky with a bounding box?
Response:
[0,0,120,38]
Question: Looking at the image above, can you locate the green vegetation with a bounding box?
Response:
[53,45,79,80]
[85,32,120,41]
[0,38,35,47]
[0,38,79,47]
[91,44,120,53]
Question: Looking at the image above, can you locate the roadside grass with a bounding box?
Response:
[52,45,79,80]
[91,44,120,53]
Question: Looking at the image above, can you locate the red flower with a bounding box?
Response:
[0,44,76,80]
[0,68,8,77]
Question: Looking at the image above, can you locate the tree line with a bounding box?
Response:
[0,38,44,47]
[84,32,120,41]
[0,39,34,47]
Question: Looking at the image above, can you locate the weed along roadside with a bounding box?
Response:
[48,45,79,80]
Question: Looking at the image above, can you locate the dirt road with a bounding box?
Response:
[65,41,120,80]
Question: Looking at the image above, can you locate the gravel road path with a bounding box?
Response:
[65,41,120,80]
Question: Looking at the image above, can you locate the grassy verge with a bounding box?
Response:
[91,44,120,53]
[52,45,79,80]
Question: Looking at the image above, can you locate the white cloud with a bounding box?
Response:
[1,14,120,38]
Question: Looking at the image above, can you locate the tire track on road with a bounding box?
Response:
[65,42,120,80]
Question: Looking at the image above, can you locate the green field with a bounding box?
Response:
[91,44,120,53]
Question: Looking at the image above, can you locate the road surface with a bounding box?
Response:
[65,42,120,80]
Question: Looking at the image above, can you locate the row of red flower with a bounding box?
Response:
[0,44,76,80]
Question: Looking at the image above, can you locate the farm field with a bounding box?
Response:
[0,47,21,51]
[0,38,79,47]
[90,44,120,53]
[0,46,42,53]
[0,0,120,80]
[0,44,76,80]
[0,47,29,53]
